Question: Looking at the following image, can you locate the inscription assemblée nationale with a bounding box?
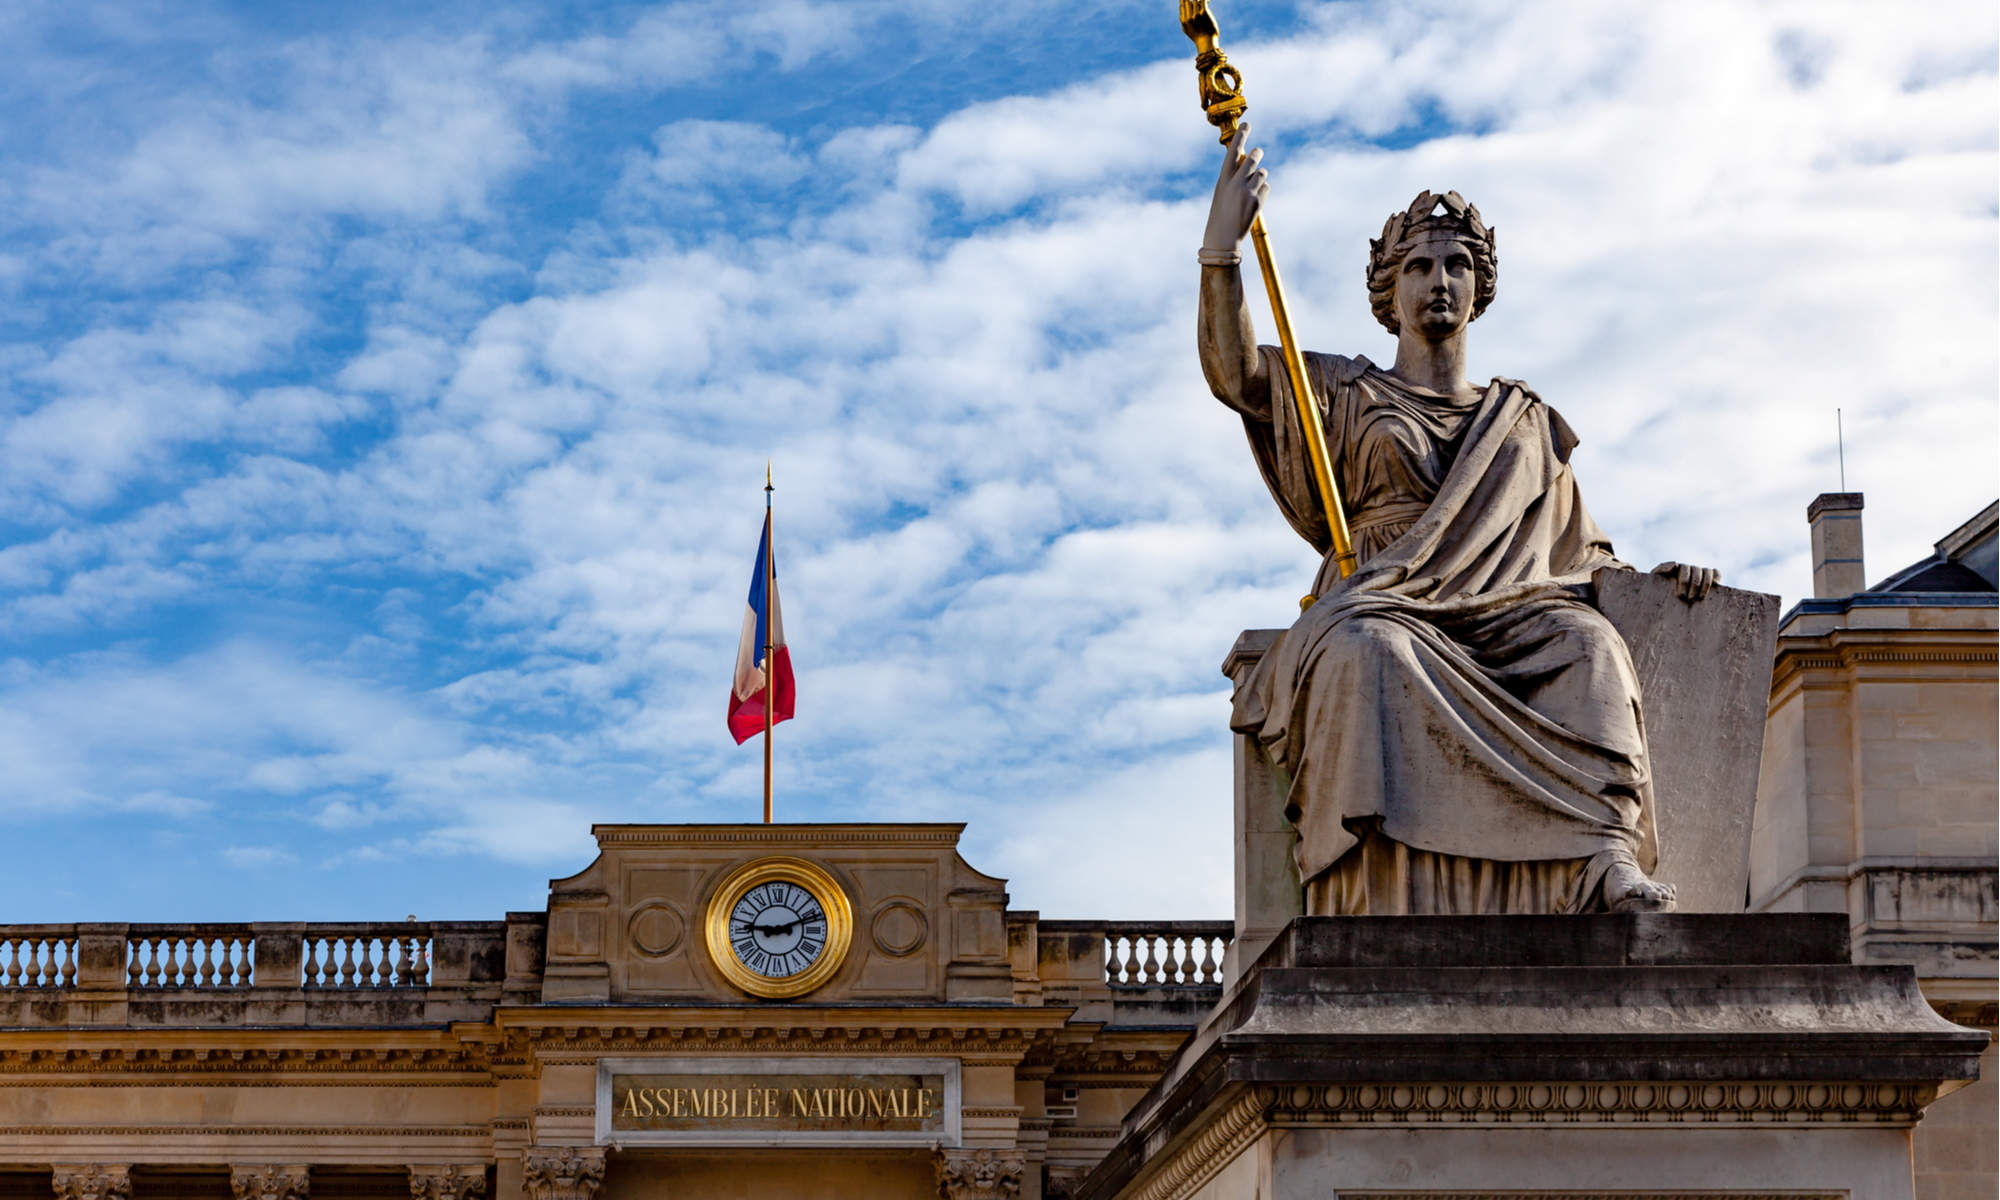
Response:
[609,1071,947,1134]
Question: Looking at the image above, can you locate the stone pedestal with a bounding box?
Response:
[1076,915,1988,1200]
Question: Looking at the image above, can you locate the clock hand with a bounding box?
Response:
[751,920,800,937]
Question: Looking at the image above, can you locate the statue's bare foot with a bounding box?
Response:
[1603,860,1677,912]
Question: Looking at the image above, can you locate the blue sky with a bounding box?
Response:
[2,0,1995,923]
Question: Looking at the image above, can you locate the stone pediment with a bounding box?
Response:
[541,823,1014,1005]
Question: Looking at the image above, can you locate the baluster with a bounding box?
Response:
[1133,936,1154,985]
[126,939,141,987]
[1107,935,1126,984]
[40,939,56,987]
[340,937,359,987]
[301,938,319,988]
[60,939,77,987]
[389,938,406,987]
[363,937,380,987]
[1,939,13,988]
[143,938,162,987]
[29,939,46,987]
[195,937,214,987]
[373,937,388,986]
[410,937,430,987]
[234,937,250,986]
[1198,937,1216,984]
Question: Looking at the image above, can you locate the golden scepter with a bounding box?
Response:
[1181,1,1357,583]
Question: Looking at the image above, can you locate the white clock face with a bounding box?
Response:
[726,880,829,979]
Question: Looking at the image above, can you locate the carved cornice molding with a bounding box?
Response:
[0,1125,485,1139]
[520,1146,605,1200]
[0,1045,488,1076]
[1123,1090,1266,1200]
[408,1165,487,1200]
[1257,1080,1938,1127]
[230,1165,310,1200]
[1340,1195,1841,1200]
[594,825,963,847]
[520,1023,1056,1059]
[934,1148,1026,1199]
[1122,1081,1938,1200]
[1771,632,1997,692]
[51,1164,132,1200]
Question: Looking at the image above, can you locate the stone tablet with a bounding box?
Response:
[1594,567,1780,912]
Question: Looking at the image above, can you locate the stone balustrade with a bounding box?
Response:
[1094,922,1232,987]
[127,926,256,988]
[0,916,1231,1030]
[1,928,77,988]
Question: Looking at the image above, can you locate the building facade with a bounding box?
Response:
[0,824,1225,1200]
[1751,495,1999,1200]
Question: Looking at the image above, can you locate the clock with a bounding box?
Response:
[703,856,854,999]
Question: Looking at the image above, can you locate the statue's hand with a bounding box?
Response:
[1650,561,1720,602]
[1202,123,1266,254]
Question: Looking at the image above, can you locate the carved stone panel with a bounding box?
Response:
[1594,569,1780,912]
[407,1165,487,1200]
[50,1165,131,1200]
[229,1166,310,1200]
[935,1148,1025,1200]
[520,1146,605,1200]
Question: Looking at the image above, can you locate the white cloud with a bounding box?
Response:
[0,0,1992,922]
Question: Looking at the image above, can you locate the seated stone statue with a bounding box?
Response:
[1197,126,1719,915]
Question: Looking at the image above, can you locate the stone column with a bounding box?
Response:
[229,1166,310,1200]
[408,1166,488,1200]
[519,1147,605,1200]
[934,1148,1026,1199]
[50,1165,131,1200]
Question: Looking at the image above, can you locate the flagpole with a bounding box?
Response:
[762,465,774,824]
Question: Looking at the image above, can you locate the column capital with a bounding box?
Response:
[230,1166,309,1200]
[50,1164,131,1200]
[934,1148,1025,1200]
[520,1146,605,1200]
[407,1166,487,1200]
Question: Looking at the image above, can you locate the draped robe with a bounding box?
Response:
[1232,349,1658,915]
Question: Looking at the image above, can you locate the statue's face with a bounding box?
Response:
[1393,233,1478,340]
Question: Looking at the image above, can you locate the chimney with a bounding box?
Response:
[1807,492,1866,598]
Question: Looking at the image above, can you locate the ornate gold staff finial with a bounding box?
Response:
[1179,1,1358,585]
[1179,0,1248,143]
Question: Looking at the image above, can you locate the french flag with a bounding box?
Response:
[728,513,795,744]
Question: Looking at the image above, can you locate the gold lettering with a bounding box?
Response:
[790,1087,809,1116]
[766,1088,780,1118]
[888,1088,907,1118]
[917,1088,936,1119]
[618,1088,639,1119]
[867,1089,886,1117]
[636,1088,655,1119]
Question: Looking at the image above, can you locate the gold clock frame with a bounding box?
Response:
[703,855,854,1000]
